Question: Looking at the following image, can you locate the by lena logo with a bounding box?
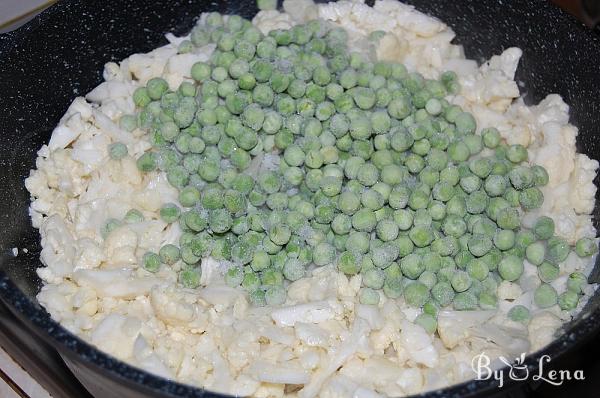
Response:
[471,352,585,388]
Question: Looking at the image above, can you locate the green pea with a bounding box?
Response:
[567,272,587,293]
[403,282,430,307]
[558,290,579,311]
[534,283,558,308]
[575,237,598,257]
[498,255,523,281]
[338,250,361,275]
[142,252,161,273]
[179,267,201,289]
[508,305,530,323]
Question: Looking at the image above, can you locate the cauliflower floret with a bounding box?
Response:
[253,10,295,33]
[528,311,562,351]
[127,45,178,85]
[150,284,205,326]
[90,313,142,360]
[530,122,577,187]
[399,320,438,367]
[73,238,104,270]
[39,215,77,278]
[459,48,522,113]
[103,225,138,266]
[373,0,446,37]
[568,153,599,214]
[163,47,215,89]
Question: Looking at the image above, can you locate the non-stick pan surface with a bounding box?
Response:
[0,1,599,397]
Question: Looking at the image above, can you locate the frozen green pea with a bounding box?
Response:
[136,152,157,172]
[242,272,261,291]
[142,252,161,273]
[414,313,437,334]
[466,258,489,281]
[232,241,254,265]
[408,189,429,211]
[408,225,434,247]
[262,234,281,254]
[525,242,545,266]
[146,77,169,100]
[359,288,380,305]
[478,292,497,310]
[469,158,492,179]
[177,186,199,207]
[534,283,558,308]
[123,209,144,224]
[498,255,524,281]
[486,197,510,221]
[179,267,201,289]
[496,207,520,230]
[269,224,291,246]
[281,258,304,281]
[508,305,530,323]
[313,242,336,267]
[442,215,467,238]
[180,244,200,265]
[224,266,244,287]
[506,144,528,163]
[558,290,579,311]
[532,165,549,186]
[336,191,359,215]
[184,210,208,232]
[250,251,271,272]
[119,114,137,132]
[159,244,180,265]
[404,282,430,307]
[451,270,472,292]
[265,285,286,306]
[399,253,423,280]
[508,166,534,190]
[538,261,559,283]
[468,234,493,257]
[108,142,128,160]
[453,291,478,310]
[466,190,488,215]
[363,268,385,289]
[133,87,151,107]
[493,229,515,251]
[383,276,403,298]
[534,216,555,240]
[432,281,455,306]
[376,219,399,242]
[352,208,377,232]
[447,140,470,162]
[463,135,483,155]
[482,127,501,148]
[546,236,569,264]
[262,268,284,286]
[248,289,266,307]
[575,237,598,257]
[431,236,457,257]
[337,250,361,275]
[166,165,189,189]
[201,186,223,210]
[371,242,400,269]
[567,272,587,293]
[191,62,211,81]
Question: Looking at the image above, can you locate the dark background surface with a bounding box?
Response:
[0,0,599,397]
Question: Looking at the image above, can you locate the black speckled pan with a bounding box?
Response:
[0,1,599,397]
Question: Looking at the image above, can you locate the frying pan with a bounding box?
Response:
[0,1,599,397]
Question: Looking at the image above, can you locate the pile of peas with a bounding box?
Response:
[107,12,597,321]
